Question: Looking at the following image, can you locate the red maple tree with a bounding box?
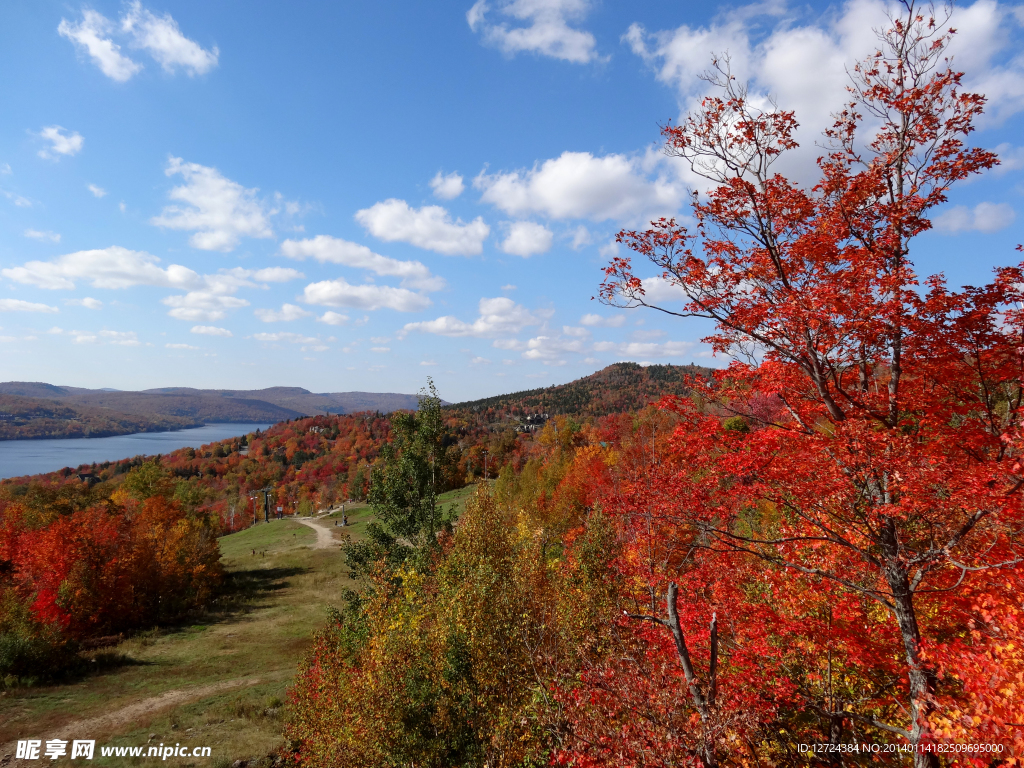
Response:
[597,2,1023,764]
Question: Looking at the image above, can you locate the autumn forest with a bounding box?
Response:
[3,3,1024,766]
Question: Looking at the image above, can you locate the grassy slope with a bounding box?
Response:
[437,483,482,519]
[0,518,360,767]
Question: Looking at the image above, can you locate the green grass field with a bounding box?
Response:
[437,483,483,518]
[0,518,362,767]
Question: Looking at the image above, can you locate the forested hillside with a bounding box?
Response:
[0,393,200,440]
[0,382,427,440]
[451,362,714,418]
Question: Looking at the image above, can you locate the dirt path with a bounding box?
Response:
[294,517,338,549]
[1,677,264,764]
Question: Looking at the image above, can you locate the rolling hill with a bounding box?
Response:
[0,383,426,440]
[449,362,716,419]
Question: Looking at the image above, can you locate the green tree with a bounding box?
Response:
[345,380,460,576]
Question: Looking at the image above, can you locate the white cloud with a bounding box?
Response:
[191,325,232,337]
[402,296,547,338]
[562,325,590,337]
[522,334,585,362]
[281,235,445,291]
[163,292,249,322]
[633,329,666,341]
[151,157,274,252]
[24,229,61,243]
[501,221,553,257]
[355,199,490,256]
[88,184,107,198]
[2,252,284,322]
[251,332,318,344]
[993,143,1024,173]
[1,246,199,290]
[166,343,198,349]
[303,278,432,312]
[121,1,219,76]
[0,164,11,175]
[467,0,599,64]
[58,3,216,81]
[100,330,140,346]
[65,297,103,310]
[37,126,84,161]
[250,266,304,283]
[933,202,1016,233]
[640,276,689,303]
[371,346,391,353]
[58,9,143,82]
[476,151,684,223]
[0,299,59,313]
[592,339,695,358]
[626,0,1024,177]
[1,190,32,208]
[570,225,592,249]
[255,303,312,322]
[580,312,626,327]
[317,311,350,325]
[430,171,465,200]
[501,283,517,291]
[74,333,97,344]
[420,360,438,366]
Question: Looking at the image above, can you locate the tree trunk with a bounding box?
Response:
[880,519,939,768]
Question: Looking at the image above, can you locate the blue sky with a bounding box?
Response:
[0,0,1021,401]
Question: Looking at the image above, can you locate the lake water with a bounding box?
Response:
[0,423,274,480]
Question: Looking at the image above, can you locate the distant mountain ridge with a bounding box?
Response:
[0,383,427,441]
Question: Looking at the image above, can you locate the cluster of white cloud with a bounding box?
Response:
[46,327,142,346]
[0,299,59,313]
[251,332,318,345]
[580,313,626,327]
[430,171,465,200]
[933,202,1017,233]
[65,297,103,309]
[152,157,275,252]
[317,311,350,326]
[37,126,83,161]
[99,329,140,346]
[355,199,490,256]
[0,189,31,208]
[0,246,304,322]
[500,221,553,257]
[467,0,600,64]
[24,229,61,243]
[2,246,196,290]
[303,278,431,313]
[475,150,684,224]
[625,0,1024,179]
[191,325,232,337]
[401,296,549,338]
[255,303,311,322]
[593,339,694,358]
[58,2,218,82]
[281,235,445,291]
